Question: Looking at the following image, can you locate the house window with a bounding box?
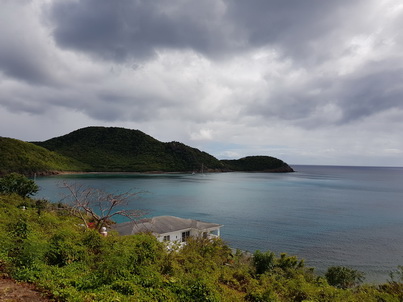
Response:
[163,235,170,242]
[181,231,190,242]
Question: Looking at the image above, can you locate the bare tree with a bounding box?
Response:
[60,181,147,231]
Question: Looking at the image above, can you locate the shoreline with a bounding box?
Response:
[30,167,295,177]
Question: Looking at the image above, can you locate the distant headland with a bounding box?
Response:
[0,126,294,175]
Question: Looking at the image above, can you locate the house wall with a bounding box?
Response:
[155,229,189,243]
[156,227,220,243]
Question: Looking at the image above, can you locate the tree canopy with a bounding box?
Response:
[325,266,365,289]
[0,173,39,198]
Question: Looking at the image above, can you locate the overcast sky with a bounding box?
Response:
[1,0,403,166]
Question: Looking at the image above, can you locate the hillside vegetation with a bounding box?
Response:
[33,127,226,172]
[1,126,293,174]
[1,191,402,301]
[0,137,90,176]
[222,156,294,172]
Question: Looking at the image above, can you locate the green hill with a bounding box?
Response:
[1,126,294,174]
[33,126,226,172]
[222,156,294,172]
[0,137,89,176]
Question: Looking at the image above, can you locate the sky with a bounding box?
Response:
[1,0,403,167]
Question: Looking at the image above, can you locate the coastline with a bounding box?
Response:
[31,166,295,177]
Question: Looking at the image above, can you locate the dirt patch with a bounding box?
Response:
[0,278,51,302]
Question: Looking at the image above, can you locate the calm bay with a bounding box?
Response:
[35,165,403,283]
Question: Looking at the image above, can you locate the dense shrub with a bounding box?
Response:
[0,173,39,197]
[325,266,365,289]
[389,265,403,283]
[45,231,87,266]
[253,250,275,274]
[0,193,402,301]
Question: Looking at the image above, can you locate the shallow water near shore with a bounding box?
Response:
[35,165,403,283]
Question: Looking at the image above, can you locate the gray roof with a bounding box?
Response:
[112,216,222,236]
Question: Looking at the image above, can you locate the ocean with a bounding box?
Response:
[34,165,403,283]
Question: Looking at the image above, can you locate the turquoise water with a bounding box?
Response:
[35,165,403,283]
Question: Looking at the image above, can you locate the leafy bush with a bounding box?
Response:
[45,231,87,266]
[0,173,39,197]
[389,265,403,283]
[186,279,220,302]
[325,266,365,289]
[111,280,136,295]
[276,253,304,271]
[253,250,275,274]
[244,287,278,302]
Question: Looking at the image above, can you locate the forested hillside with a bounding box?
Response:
[33,127,225,172]
[0,137,89,175]
[1,126,293,174]
[222,156,294,172]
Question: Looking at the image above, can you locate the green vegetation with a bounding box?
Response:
[33,127,226,173]
[325,266,365,289]
[0,176,402,301]
[221,156,294,172]
[0,173,39,198]
[390,266,403,283]
[1,127,294,174]
[0,137,90,175]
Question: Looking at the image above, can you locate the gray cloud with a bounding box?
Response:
[44,0,403,126]
[226,0,369,61]
[47,0,235,62]
[1,0,403,166]
[0,2,54,85]
[246,62,403,129]
[0,48,50,85]
[336,66,403,123]
[46,0,373,65]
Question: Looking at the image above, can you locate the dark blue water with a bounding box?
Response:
[35,165,403,283]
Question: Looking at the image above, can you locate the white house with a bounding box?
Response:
[112,216,222,244]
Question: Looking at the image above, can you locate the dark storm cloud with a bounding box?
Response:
[88,92,171,122]
[0,47,53,86]
[47,0,235,62]
[226,0,369,63]
[246,58,403,128]
[47,0,369,64]
[0,2,54,85]
[335,65,403,123]
[4,0,402,127]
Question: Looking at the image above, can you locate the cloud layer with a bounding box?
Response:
[1,0,403,166]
